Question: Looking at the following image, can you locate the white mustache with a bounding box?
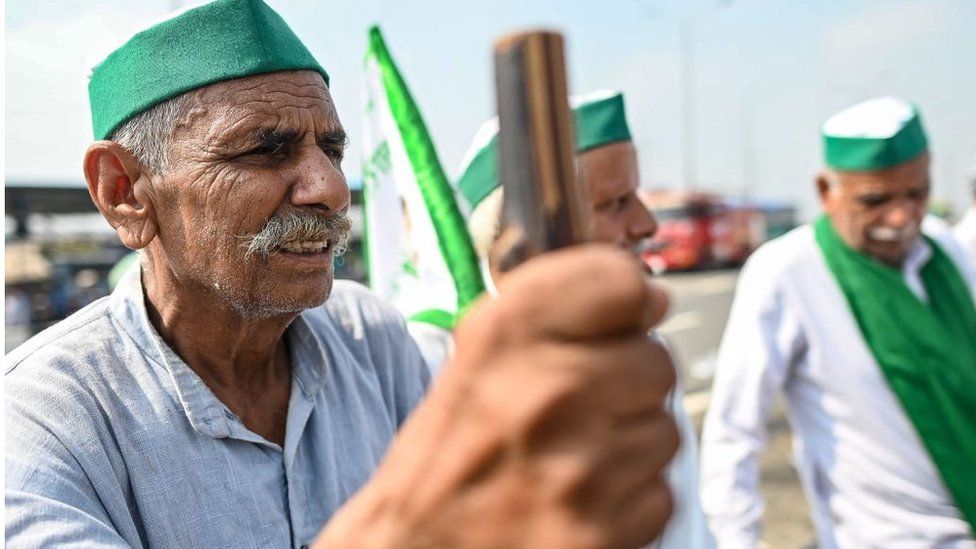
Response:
[867,224,917,243]
[240,211,351,259]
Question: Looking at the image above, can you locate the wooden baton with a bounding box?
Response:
[490,30,590,273]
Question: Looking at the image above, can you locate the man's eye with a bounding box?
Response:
[250,140,286,156]
[907,187,929,200]
[319,139,347,161]
[322,146,344,161]
[858,195,889,208]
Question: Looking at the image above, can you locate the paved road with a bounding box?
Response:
[656,269,816,549]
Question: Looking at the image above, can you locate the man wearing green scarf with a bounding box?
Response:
[700,96,976,548]
[5,1,681,547]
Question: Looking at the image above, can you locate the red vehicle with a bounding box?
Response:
[709,201,765,266]
[639,191,768,273]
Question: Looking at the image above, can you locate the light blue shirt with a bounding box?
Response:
[5,269,430,548]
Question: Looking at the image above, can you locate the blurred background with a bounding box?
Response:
[6,1,976,545]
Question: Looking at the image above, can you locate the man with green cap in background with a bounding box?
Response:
[457,90,715,549]
[700,96,976,548]
[5,1,682,547]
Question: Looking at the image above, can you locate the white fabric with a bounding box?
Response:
[700,224,976,549]
[653,335,716,549]
[407,321,454,377]
[362,50,459,325]
[901,237,932,303]
[821,96,915,139]
[954,207,976,269]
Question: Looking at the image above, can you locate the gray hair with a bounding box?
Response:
[821,168,843,188]
[108,92,192,173]
[466,154,590,260]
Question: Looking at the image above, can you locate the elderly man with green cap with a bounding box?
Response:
[700,97,976,548]
[4,1,682,547]
[457,90,715,549]
[460,91,659,264]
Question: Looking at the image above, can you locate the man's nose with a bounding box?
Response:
[289,146,350,214]
[884,201,914,229]
[628,200,659,241]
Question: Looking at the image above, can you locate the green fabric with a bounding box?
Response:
[456,92,632,210]
[409,309,456,330]
[366,27,485,321]
[89,0,328,140]
[814,215,976,534]
[457,136,502,213]
[574,93,631,152]
[823,109,928,172]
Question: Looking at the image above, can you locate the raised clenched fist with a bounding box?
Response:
[319,245,679,548]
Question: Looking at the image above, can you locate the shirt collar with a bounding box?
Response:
[107,265,331,439]
[286,313,328,398]
[108,267,231,438]
[902,236,932,276]
[899,236,933,303]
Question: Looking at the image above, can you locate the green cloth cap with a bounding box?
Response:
[822,96,928,172]
[88,0,328,140]
[456,90,632,210]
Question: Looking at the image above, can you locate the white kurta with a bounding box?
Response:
[954,206,976,269]
[700,224,976,549]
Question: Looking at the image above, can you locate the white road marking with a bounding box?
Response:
[682,390,711,418]
[690,351,718,380]
[658,272,738,299]
[658,310,703,335]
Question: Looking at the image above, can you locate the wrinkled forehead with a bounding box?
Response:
[580,140,637,166]
[179,70,341,143]
[579,142,638,188]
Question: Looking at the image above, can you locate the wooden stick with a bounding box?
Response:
[491,30,589,273]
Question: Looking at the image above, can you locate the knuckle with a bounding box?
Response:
[551,455,593,504]
[637,481,674,538]
[491,286,542,338]
[661,414,681,459]
[518,373,589,448]
[663,484,676,519]
[456,297,516,351]
[647,341,676,394]
[627,339,675,402]
[604,253,644,297]
[656,483,675,526]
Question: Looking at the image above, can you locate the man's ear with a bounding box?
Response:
[83,142,158,249]
[815,171,837,211]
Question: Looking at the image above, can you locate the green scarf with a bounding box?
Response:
[814,215,976,533]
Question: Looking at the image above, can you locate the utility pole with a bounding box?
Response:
[740,100,757,199]
[680,19,697,192]
[648,0,734,192]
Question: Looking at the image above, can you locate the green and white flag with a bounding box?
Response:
[362,26,484,330]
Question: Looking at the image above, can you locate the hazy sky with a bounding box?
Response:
[6,0,976,220]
